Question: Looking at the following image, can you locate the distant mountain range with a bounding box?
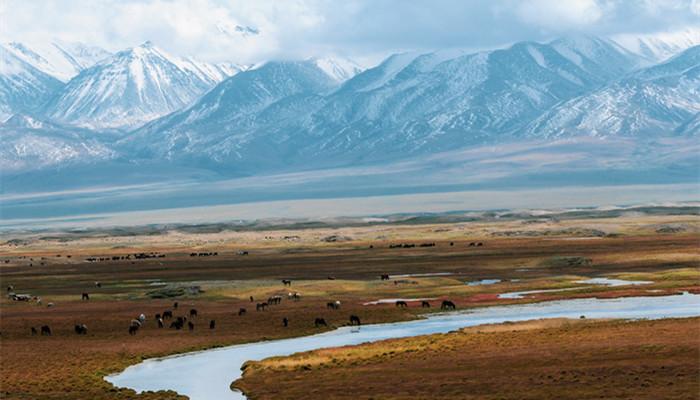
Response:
[42,41,247,129]
[1,31,698,191]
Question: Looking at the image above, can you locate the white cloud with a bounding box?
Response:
[1,0,698,65]
[691,0,700,14]
[516,0,603,29]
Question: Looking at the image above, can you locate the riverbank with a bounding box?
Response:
[234,317,700,399]
[110,292,700,399]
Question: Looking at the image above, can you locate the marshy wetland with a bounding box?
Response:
[1,206,699,399]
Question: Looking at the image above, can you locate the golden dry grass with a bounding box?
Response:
[236,318,700,400]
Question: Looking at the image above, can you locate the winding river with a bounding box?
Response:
[106,292,700,400]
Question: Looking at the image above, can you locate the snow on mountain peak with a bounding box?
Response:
[4,40,111,81]
[0,44,63,121]
[311,56,364,82]
[611,27,700,62]
[43,41,240,129]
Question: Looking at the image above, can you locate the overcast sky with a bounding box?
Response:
[1,0,699,65]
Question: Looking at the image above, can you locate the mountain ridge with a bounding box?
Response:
[1,35,698,183]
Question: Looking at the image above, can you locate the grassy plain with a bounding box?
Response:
[0,210,698,399]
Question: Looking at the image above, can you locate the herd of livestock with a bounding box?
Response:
[9,241,477,338]
[14,276,458,338]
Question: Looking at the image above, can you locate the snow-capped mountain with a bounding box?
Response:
[549,35,645,78]
[302,38,640,154]
[124,36,644,168]
[0,113,115,171]
[527,45,700,138]
[311,57,364,82]
[123,59,340,163]
[612,27,700,63]
[43,41,242,129]
[2,35,698,183]
[4,41,111,82]
[0,44,64,121]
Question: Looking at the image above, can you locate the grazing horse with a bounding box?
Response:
[314,318,327,327]
[81,293,90,300]
[238,308,247,316]
[477,242,483,247]
[128,320,141,335]
[188,321,194,331]
[283,317,289,327]
[74,324,88,335]
[349,315,361,326]
[380,274,390,280]
[282,279,292,286]
[170,320,183,330]
[396,301,408,308]
[209,320,216,329]
[256,302,268,311]
[162,310,173,319]
[189,308,198,317]
[31,327,37,335]
[441,300,456,310]
[421,301,431,308]
[327,301,341,310]
[40,325,52,336]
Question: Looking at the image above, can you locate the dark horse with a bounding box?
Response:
[170,320,183,330]
[128,320,141,335]
[380,274,390,280]
[314,318,327,327]
[421,301,431,308]
[238,307,247,316]
[327,301,340,310]
[209,320,216,329]
[395,300,408,308]
[282,279,292,286]
[81,292,90,300]
[74,324,88,335]
[40,325,52,336]
[349,315,361,325]
[441,300,456,310]
[189,308,198,317]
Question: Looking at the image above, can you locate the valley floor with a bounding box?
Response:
[0,211,698,399]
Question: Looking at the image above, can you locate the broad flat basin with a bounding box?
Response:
[106,293,700,400]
